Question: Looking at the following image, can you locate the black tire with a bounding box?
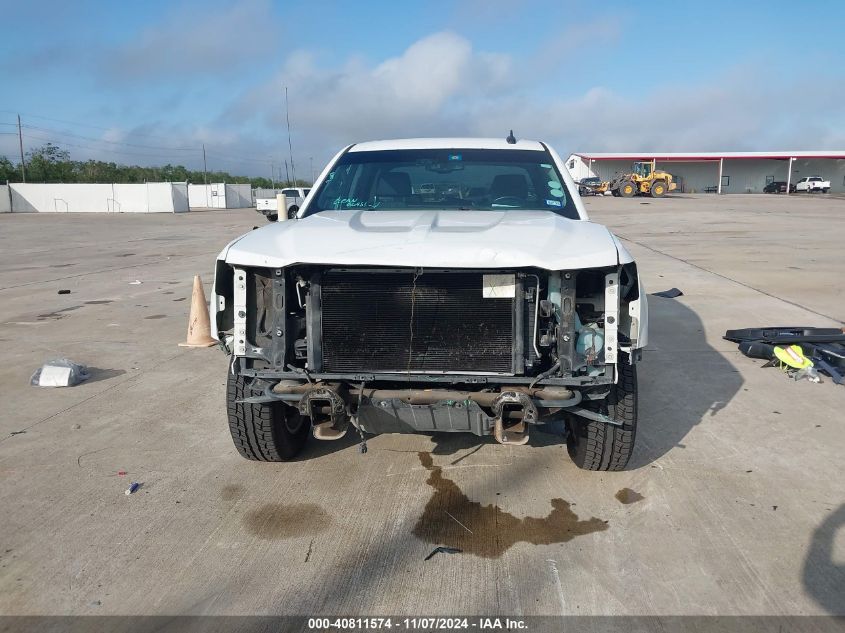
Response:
[567,354,637,471]
[611,189,620,197]
[620,181,637,198]
[287,205,299,219]
[650,180,667,198]
[267,213,278,222]
[823,188,829,194]
[227,370,309,461]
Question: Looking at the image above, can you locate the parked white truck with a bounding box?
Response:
[213,137,648,471]
[255,187,311,221]
[794,176,830,193]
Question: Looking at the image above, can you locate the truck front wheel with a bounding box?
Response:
[567,354,638,471]
[226,371,309,461]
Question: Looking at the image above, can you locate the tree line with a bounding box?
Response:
[0,144,309,189]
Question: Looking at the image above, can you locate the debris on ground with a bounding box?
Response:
[424,546,462,561]
[10,430,26,436]
[30,358,90,387]
[725,326,845,385]
[57,289,71,295]
[652,287,684,298]
[129,280,142,285]
[125,482,141,495]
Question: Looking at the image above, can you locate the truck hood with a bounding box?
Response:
[223,210,621,270]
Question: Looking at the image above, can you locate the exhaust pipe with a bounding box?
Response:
[297,385,348,440]
[491,392,537,446]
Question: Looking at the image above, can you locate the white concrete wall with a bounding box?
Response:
[9,183,187,213]
[171,182,189,212]
[566,155,845,193]
[225,184,252,208]
[188,184,212,208]
[0,185,10,212]
[189,183,253,208]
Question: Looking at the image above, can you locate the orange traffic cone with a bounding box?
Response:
[179,275,218,348]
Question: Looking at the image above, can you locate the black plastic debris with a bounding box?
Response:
[724,327,845,345]
[726,326,845,385]
[652,288,684,298]
[57,289,71,295]
[424,546,462,561]
[738,341,776,360]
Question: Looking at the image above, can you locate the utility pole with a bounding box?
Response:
[285,86,296,184]
[270,162,275,189]
[202,144,208,185]
[284,160,289,185]
[17,114,26,183]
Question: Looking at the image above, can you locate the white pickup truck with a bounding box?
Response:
[212,136,649,471]
[794,176,831,193]
[255,187,311,221]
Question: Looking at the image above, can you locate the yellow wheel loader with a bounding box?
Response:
[607,161,677,198]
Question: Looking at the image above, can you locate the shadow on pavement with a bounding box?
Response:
[802,503,845,614]
[629,296,744,468]
[85,367,127,384]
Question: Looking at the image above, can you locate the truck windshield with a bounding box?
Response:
[304,148,579,219]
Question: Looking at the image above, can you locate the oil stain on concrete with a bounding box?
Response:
[221,484,244,502]
[615,488,645,505]
[413,452,608,558]
[245,503,331,540]
[36,306,82,320]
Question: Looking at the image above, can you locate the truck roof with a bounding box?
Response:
[348,137,546,152]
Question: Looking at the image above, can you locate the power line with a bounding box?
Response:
[21,130,202,161]
[0,110,189,143]
[21,123,196,151]
[4,112,289,178]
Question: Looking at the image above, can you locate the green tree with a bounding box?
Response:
[0,156,17,182]
[8,144,294,189]
[25,143,72,182]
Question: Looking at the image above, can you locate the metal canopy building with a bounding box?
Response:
[566,151,845,194]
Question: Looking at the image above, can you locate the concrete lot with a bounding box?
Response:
[0,195,843,618]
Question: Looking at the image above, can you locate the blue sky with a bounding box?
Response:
[1,0,844,177]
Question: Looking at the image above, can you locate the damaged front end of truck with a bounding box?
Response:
[212,246,646,466]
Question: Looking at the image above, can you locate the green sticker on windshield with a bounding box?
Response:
[549,188,564,198]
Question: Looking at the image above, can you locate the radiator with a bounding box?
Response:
[320,271,517,373]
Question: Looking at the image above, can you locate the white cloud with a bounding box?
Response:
[225,32,514,153]
[219,31,845,172]
[6,27,844,178]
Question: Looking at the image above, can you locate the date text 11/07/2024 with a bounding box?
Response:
[307,617,528,630]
